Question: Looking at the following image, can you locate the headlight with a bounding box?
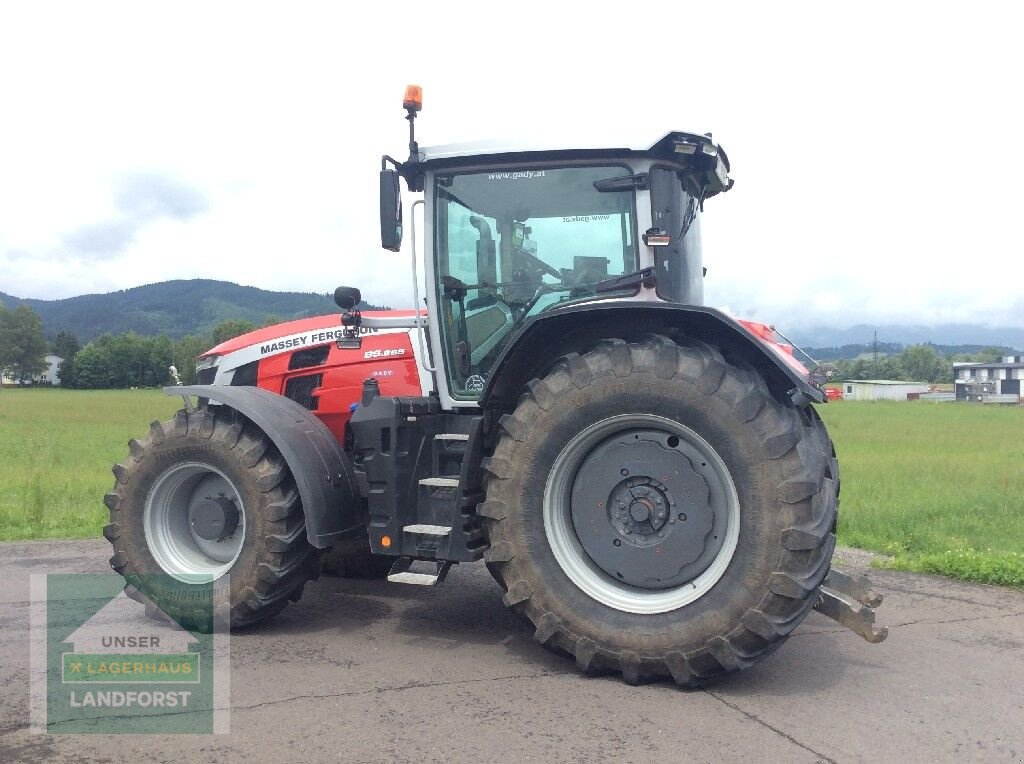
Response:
[195,355,219,385]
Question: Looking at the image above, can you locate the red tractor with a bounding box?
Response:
[106,87,884,686]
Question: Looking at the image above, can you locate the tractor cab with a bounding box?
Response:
[377,86,734,407]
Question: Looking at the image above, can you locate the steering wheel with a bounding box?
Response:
[513,246,562,281]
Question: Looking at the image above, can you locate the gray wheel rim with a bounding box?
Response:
[144,462,246,582]
[544,414,740,615]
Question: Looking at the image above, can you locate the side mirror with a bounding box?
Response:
[380,169,403,251]
[334,286,362,311]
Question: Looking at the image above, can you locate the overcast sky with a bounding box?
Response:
[1,2,1021,330]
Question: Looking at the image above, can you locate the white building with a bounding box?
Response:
[840,380,929,401]
[1,354,64,386]
[953,355,1023,400]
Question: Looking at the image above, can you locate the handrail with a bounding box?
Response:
[410,199,436,372]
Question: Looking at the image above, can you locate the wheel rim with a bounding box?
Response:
[144,462,246,582]
[544,414,740,615]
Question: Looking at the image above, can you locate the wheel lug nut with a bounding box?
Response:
[678,513,687,521]
[620,469,629,476]
[613,539,622,546]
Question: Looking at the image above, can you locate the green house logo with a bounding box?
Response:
[32,574,229,734]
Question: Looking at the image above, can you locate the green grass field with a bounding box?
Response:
[1,389,1022,587]
[0,389,179,540]
[817,401,1024,587]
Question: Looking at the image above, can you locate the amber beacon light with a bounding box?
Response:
[403,84,423,112]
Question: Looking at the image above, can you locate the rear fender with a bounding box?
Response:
[165,385,364,548]
[480,302,826,410]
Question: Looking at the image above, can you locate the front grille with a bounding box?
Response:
[288,345,330,370]
[230,361,259,386]
[195,365,217,385]
[284,374,322,410]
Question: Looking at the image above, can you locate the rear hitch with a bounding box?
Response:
[813,569,888,643]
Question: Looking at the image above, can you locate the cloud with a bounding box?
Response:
[62,219,138,256]
[59,172,208,260]
[114,173,208,221]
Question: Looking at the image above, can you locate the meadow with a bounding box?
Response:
[0,389,179,540]
[1,389,1021,587]
[817,401,1024,587]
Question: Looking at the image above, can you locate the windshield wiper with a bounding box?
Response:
[518,268,657,316]
[441,268,657,329]
[593,267,656,293]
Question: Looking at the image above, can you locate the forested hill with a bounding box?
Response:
[0,280,385,342]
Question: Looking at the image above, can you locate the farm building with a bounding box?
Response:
[0,354,64,386]
[840,380,929,401]
[953,355,1023,401]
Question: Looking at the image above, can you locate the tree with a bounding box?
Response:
[172,334,210,385]
[933,357,954,384]
[877,355,905,380]
[63,341,115,388]
[53,330,81,361]
[975,346,1007,363]
[60,333,176,389]
[212,319,255,345]
[0,305,49,383]
[56,358,77,388]
[901,344,941,383]
[0,305,8,369]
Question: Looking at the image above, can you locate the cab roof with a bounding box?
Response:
[417,130,729,170]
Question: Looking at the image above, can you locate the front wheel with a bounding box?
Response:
[104,408,322,629]
[479,335,837,685]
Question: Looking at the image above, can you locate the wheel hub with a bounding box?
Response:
[189,495,240,541]
[570,429,722,590]
[608,477,671,546]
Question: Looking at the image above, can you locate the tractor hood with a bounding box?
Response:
[195,309,426,388]
[201,311,421,358]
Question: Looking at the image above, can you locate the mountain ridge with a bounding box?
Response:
[0,279,385,342]
[2,281,1020,349]
[788,323,1024,351]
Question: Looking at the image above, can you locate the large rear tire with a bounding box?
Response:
[479,335,838,685]
[104,407,322,629]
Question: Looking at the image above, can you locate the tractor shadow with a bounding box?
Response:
[252,561,570,668]
[250,563,862,694]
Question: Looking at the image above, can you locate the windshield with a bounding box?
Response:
[434,165,638,398]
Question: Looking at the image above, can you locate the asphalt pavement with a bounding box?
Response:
[0,540,1021,763]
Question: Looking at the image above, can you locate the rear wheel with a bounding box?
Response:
[104,408,322,629]
[479,335,837,685]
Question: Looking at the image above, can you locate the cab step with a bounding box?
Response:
[434,433,470,441]
[386,557,452,586]
[403,524,452,536]
[419,477,459,488]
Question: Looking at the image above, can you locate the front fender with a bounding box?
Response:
[165,385,363,548]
